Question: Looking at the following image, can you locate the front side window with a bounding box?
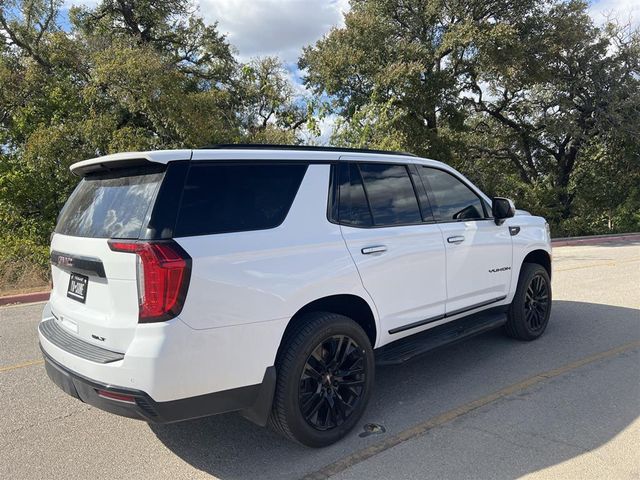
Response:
[420,167,485,222]
[174,163,307,237]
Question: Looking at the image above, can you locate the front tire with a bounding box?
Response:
[505,263,552,340]
[268,312,375,447]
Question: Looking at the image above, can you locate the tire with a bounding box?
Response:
[505,263,552,341]
[268,311,375,447]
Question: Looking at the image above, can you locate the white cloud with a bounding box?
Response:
[284,65,310,97]
[64,1,636,62]
[300,113,339,145]
[588,0,639,27]
[198,0,349,63]
[64,0,99,6]
[63,0,350,62]
[62,0,351,64]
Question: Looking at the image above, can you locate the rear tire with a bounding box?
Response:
[268,312,375,447]
[505,263,552,340]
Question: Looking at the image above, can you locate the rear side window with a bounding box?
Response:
[55,168,164,239]
[359,163,422,226]
[336,163,422,227]
[174,163,307,237]
[420,167,485,221]
[337,163,373,227]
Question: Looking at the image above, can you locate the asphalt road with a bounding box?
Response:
[1,241,639,480]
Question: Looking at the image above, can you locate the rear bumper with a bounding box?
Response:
[38,301,280,425]
[39,302,286,403]
[42,348,275,424]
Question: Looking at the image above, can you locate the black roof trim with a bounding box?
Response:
[197,143,417,157]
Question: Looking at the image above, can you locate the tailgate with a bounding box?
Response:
[48,166,165,353]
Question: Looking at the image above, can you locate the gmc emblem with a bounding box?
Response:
[57,255,73,267]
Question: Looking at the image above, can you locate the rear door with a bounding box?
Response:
[335,162,447,341]
[49,164,167,352]
[418,167,513,315]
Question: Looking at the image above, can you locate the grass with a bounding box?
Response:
[0,257,50,297]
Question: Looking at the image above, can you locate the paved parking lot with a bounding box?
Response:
[1,241,639,479]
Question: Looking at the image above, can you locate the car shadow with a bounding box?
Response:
[149,300,640,479]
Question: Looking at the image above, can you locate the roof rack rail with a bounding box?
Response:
[197,143,417,157]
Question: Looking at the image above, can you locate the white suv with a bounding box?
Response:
[39,145,552,447]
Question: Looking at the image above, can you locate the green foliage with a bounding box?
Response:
[238,56,311,141]
[331,96,408,151]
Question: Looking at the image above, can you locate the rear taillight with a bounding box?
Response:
[108,240,191,323]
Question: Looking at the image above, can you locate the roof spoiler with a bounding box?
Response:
[70,150,193,177]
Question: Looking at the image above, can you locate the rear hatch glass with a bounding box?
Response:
[55,167,164,239]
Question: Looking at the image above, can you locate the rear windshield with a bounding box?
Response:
[55,168,164,239]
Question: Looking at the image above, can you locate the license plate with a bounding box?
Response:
[67,273,88,303]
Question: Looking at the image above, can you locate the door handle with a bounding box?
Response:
[361,245,387,255]
[447,236,465,244]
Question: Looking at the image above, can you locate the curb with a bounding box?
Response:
[0,291,50,307]
[551,232,640,247]
[1,233,638,307]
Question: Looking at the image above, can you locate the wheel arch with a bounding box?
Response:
[522,249,552,279]
[278,294,378,358]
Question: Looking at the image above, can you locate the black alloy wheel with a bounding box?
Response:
[299,334,366,430]
[505,262,552,341]
[524,273,550,332]
[269,311,375,447]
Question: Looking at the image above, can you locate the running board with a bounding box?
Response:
[375,310,508,366]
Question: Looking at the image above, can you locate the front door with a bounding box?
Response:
[418,166,513,315]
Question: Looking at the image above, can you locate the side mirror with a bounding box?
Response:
[492,197,515,225]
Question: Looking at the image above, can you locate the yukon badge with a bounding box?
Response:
[489,266,511,273]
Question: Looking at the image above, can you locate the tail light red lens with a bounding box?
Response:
[108,240,191,322]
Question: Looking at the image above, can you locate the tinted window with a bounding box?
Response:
[175,163,307,237]
[409,165,435,221]
[359,163,422,226]
[420,167,485,221]
[337,163,373,227]
[55,168,164,238]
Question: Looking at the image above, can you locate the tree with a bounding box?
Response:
[0,0,60,70]
[300,0,640,233]
[460,2,640,226]
[238,57,311,143]
[300,0,541,159]
[70,0,237,84]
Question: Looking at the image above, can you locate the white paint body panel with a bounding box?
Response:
[41,148,551,404]
[340,223,447,345]
[508,215,552,300]
[438,220,513,313]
